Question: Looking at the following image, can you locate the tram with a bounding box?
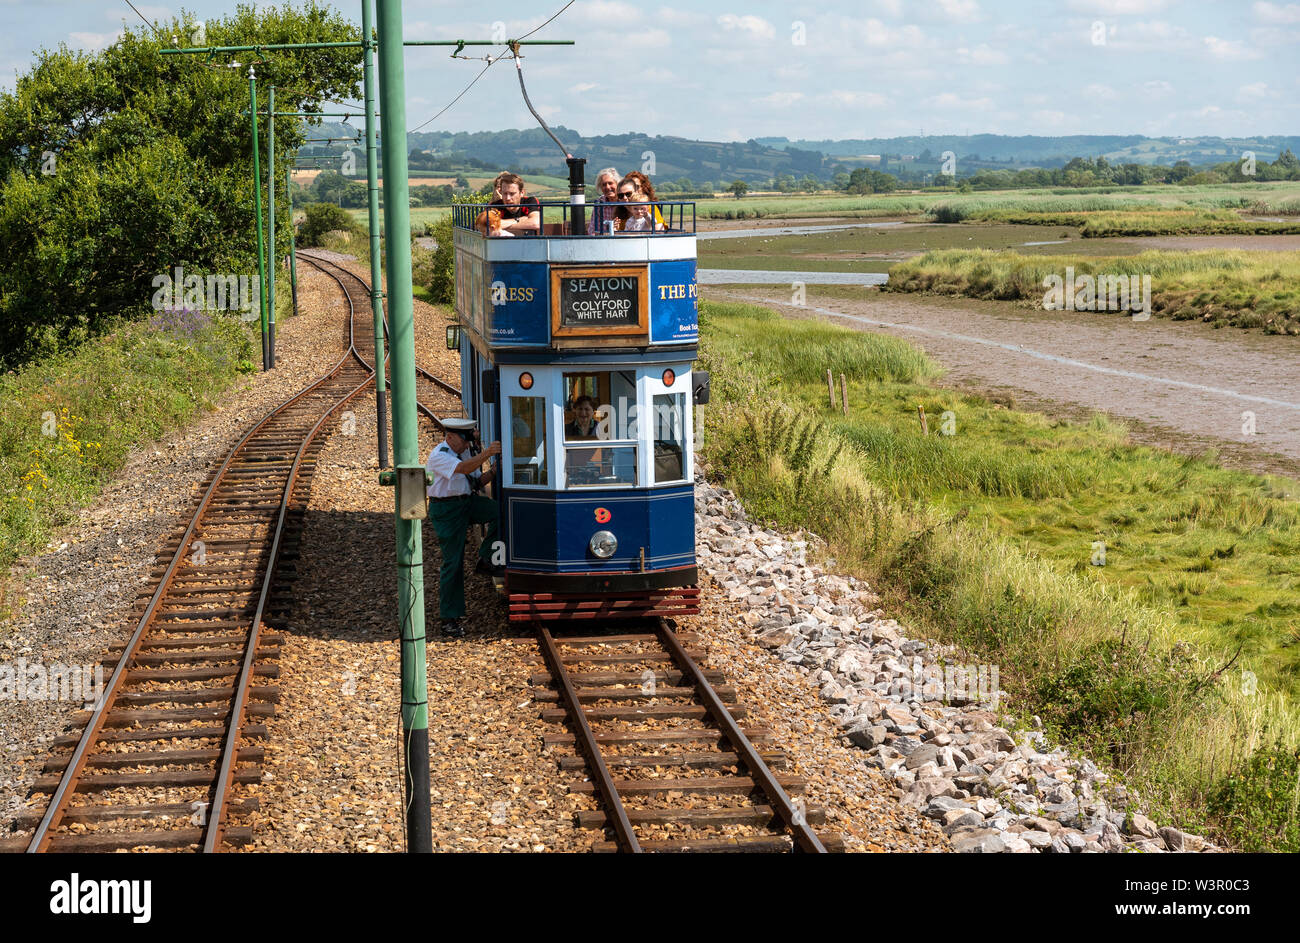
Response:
[448,197,706,622]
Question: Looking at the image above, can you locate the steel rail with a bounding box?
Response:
[538,628,642,852]
[27,258,376,853]
[654,620,828,853]
[204,263,377,851]
[298,251,462,404]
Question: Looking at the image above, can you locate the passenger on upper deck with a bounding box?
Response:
[488,172,540,236]
[587,167,621,235]
[621,194,665,233]
[623,171,667,229]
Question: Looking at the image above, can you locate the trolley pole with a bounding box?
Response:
[287,165,299,317]
[267,85,277,367]
[249,68,270,371]
[377,0,432,854]
[363,0,390,469]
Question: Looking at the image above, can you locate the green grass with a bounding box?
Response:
[886,247,1300,334]
[0,311,257,579]
[694,182,1300,223]
[698,297,1300,849]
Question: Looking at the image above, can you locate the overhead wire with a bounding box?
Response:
[122,0,165,38]
[408,0,575,134]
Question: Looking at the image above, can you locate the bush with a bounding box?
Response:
[1207,741,1300,851]
[297,202,365,247]
[423,196,489,304]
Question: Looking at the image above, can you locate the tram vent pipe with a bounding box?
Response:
[567,156,586,235]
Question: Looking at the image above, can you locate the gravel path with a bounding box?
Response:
[0,269,352,834]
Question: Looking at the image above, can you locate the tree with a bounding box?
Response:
[298,203,364,246]
[0,5,362,366]
[727,180,749,199]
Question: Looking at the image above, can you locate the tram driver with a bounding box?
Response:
[426,417,503,638]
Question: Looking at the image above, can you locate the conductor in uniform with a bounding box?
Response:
[426,417,502,638]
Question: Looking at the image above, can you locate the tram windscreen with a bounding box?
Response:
[563,371,638,488]
[652,392,686,483]
[509,396,548,486]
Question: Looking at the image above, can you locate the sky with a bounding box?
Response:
[1,0,1297,142]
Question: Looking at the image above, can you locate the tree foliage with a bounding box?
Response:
[0,3,362,367]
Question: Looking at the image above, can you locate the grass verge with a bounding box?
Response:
[698,297,1300,850]
[0,311,256,578]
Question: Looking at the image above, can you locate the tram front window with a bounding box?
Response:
[509,396,548,486]
[563,370,638,488]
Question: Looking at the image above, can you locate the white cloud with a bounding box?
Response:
[925,92,994,110]
[1083,83,1119,100]
[654,6,712,28]
[717,14,776,41]
[822,90,890,108]
[935,0,981,21]
[69,30,122,52]
[576,1,644,26]
[1253,2,1300,23]
[1203,36,1262,60]
[756,91,803,107]
[1236,81,1271,99]
[1031,110,1069,127]
[1142,79,1174,97]
[570,82,599,94]
[1066,0,1171,12]
[955,44,1008,65]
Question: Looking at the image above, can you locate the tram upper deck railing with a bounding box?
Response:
[452,200,696,237]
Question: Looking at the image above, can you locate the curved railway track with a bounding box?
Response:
[297,251,463,426]
[9,254,394,853]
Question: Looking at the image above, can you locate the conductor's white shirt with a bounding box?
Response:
[426,442,480,498]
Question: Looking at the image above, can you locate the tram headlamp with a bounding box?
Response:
[589,530,618,558]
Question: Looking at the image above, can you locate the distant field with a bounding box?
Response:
[693,182,1300,227]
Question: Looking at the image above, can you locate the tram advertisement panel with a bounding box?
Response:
[649,259,699,343]
[486,261,548,346]
[551,266,650,339]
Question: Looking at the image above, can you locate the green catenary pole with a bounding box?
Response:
[377,0,431,854]
[287,165,299,317]
[363,0,389,470]
[249,68,269,371]
[267,85,277,367]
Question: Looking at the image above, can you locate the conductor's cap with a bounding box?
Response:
[439,417,478,433]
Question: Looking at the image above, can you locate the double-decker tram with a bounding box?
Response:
[449,197,707,622]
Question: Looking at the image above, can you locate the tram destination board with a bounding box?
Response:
[551,265,649,339]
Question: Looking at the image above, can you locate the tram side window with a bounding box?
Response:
[653,392,686,483]
[563,371,638,488]
[509,396,548,486]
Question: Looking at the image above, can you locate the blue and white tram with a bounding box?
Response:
[449,200,705,622]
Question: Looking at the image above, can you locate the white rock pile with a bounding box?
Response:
[695,476,1217,854]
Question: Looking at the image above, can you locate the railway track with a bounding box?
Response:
[7,254,388,853]
[532,619,841,852]
[297,251,463,426]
